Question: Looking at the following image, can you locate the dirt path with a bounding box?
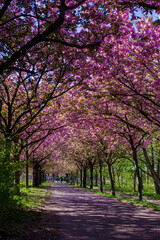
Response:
[13,182,160,240]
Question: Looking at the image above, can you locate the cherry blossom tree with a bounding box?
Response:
[1,0,160,202]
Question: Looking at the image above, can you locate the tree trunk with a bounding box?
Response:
[39,169,42,185]
[41,170,44,183]
[155,157,160,194]
[76,169,79,185]
[72,173,74,185]
[133,171,136,192]
[146,166,149,189]
[14,151,21,195]
[128,135,143,201]
[140,171,143,191]
[98,158,103,192]
[108,163,115,196]
[52,173,55,182]
[26,162,29,188]
[143,148,160,186]
[112,166,115,181]
[132,145,143,201]
[80,168,83,187]
[33,160,40,187]
[154,181,160,194]
[95,170,98,186]
[103,176,106,186]
[90,163,93,189]
[15,170,21,195]
[0,136,13,202]
[66,173,69,183]
[25,149,29,188]
[83,166,87,188]
[65,174,67,183]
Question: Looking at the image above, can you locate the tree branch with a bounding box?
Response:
[0,0,12,20]
[65,0,87,10]
[121,1,160,11]
[44,38,101,49]
[0,1,66,75]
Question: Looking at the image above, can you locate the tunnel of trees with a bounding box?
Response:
[0,0,160,206]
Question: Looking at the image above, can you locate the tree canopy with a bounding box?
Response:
[0,0,160,202]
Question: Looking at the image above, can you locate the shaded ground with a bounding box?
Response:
[6,189,60,240]
[9,182,160,239]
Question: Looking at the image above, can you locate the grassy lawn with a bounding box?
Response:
[0,181,51,238]
[15,181,51,208]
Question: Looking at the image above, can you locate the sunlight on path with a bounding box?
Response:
[52,182,160,240]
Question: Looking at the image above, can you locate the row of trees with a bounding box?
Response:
[58,132,160,198]
[0,0,160,204]
[65,143,159,194]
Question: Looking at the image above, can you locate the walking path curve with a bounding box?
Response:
[14,182,160,240]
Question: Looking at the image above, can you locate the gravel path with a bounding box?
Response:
[12,182,160,240]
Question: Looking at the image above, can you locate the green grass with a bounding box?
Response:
[87,182,160,202]
[0,181,51,238]
[15,181,51,209]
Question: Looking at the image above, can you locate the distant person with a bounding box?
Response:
[61,177,63,183]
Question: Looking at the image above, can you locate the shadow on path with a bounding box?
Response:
[53,183,160,240]
[10,182,160,240]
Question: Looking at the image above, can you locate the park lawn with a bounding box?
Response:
[16,181,51,208]
[0,181,51,238]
